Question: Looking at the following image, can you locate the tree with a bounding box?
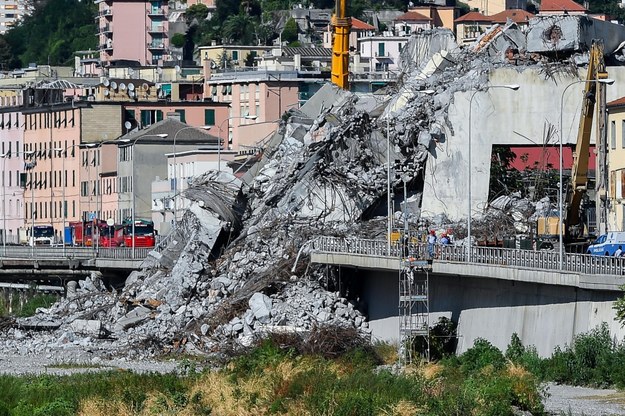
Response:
[222,14,257,45]
[185,3,209,25]
[171,33,186,48]
[488,146,524,201]
[282,17,298,44]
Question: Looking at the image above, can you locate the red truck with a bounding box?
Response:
[122,219,156,248]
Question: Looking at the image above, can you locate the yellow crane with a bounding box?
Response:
[538,40,609,247]
[330,0,350,90]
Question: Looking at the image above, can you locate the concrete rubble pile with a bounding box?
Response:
[3,16,625,360]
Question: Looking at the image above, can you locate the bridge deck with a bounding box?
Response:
[310,237,625,292]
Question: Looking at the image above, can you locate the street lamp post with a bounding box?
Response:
[1,152,8,255]
[172,126,210,230]
[387,117,392,256]
[385,89,435,256]
[558,77,614,270]
[217,115,258,172]
[55,143,95,256]
[119,134,168,259]
[467,84,519,262]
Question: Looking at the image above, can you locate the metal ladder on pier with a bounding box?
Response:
[398,238,430,365]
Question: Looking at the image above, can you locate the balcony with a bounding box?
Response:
[94,9,112,19]
[98,42,113,51]
[374,51,390,58]
[147,42,166,50]
[147,8,166,17]
[147,25,166,33]
[99,24,112,34]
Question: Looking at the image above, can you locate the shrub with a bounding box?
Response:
[505,333,544,378]
[458,338,506,374]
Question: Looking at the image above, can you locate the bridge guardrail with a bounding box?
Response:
[312,236,625,276]
[0,246,152,261]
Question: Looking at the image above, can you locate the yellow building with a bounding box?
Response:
[197,45,270,69]
[606,96,625,231]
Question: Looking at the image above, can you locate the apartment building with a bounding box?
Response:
[96,0,170,66]
[463,0,528,16]
[607,96,625,231]
[0,0,31,34]
[0,107,25,243]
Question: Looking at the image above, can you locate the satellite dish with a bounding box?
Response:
[106,218,114,227]
[156,67,163,74]
[128,68,135,76]
[103,89,110,97]
[128,90,135,98]
[119,82,126,91]
[175,65,181,73]
[110,81,117,90]
[124,121,132,129]
[141,82,149,90]
[103,78,110,87]
[128,83,135,91]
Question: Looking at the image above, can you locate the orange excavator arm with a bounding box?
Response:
[330,0,350,90]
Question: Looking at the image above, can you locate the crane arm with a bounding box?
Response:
[566,40,609,236]
[330,0,350,90]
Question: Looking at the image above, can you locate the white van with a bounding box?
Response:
[587,232,625,256]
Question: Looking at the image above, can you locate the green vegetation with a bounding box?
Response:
[0,293,58,318]
[2,0,96,69]
[0,333,547,416]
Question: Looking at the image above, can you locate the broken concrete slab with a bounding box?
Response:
[474,22,527,62]
[114,306,151,332]
[527,15,625,55]
[70,319,102,336]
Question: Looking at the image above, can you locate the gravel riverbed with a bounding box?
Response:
[544,383,625,416]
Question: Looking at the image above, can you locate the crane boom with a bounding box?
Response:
[566,40,609,239]
[330,0,350,90]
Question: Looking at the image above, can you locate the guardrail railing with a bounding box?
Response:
[312,236,625,276]
[0,246,152,261]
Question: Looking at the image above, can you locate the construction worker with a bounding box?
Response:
[427,230,437,258]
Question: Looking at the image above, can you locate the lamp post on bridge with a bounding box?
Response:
[55,143,96,256]
[217,115,257,173]
[172,125,211,230]
[558,77,614,270]
[118,134,168,259]
[467,84,519,262]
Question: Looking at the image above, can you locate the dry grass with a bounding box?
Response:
[420,362,444,380]
[380,400,426,416]
[77,398,134,416]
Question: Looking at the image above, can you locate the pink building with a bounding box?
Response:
[96,0,169,66]
[202,62,297,151]
[0,108,26,244]
[22,105,82,241]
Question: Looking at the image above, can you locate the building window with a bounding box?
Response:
[140,109,163,126]
[611,120,617,150]
[204,109,215,126]
[622,120,625,149]
[378,43,385,57]
[232,50,239,61]
[175,109,186,123]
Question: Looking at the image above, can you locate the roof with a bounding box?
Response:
[35,79,80,89]
[351,17,376,31]
[124,118,219,143]
[281,46,332,58]
[394,11,432,22]
[540,0,587,12]
[455,11,492,23]
[489,9,535,23]
[607,97,625,108]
